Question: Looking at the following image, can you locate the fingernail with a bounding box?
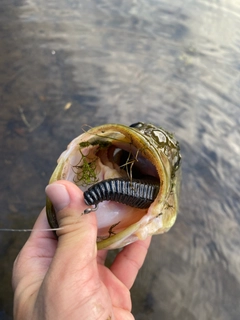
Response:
[45,183,70,212]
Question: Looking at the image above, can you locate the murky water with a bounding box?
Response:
[1,0,240,319]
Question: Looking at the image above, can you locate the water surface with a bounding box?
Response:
[0,0,240,319]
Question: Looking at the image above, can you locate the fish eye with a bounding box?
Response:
[129,122,143,128]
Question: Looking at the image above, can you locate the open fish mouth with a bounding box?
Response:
[46,122,181,250]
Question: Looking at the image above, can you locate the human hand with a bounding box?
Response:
[12,180,151,320]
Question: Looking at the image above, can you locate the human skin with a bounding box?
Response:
[12,180,151,320]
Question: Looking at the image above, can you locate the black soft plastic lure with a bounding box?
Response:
[83,178,160,209]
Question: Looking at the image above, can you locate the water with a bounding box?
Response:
[1,0,240,319]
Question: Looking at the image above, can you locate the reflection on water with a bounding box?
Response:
[1,0,240,319]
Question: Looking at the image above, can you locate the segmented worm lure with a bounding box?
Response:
[83,178,160,209]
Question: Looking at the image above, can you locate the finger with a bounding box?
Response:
[113,307,134,320]
[29,207,57,241]
[45,181,99,282]
[110,236,152,289]
[97,249,108,265]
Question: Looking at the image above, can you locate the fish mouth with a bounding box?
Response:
[46,122,181,249]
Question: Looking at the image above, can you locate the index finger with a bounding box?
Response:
[110,236,152,289]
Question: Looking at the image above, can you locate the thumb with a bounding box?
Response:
[45,180,98,267]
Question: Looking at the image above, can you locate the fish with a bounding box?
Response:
[46,122,181,250]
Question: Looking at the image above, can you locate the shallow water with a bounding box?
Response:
[1,0,240,319]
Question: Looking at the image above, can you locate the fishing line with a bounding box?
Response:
[0,227,63,232]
